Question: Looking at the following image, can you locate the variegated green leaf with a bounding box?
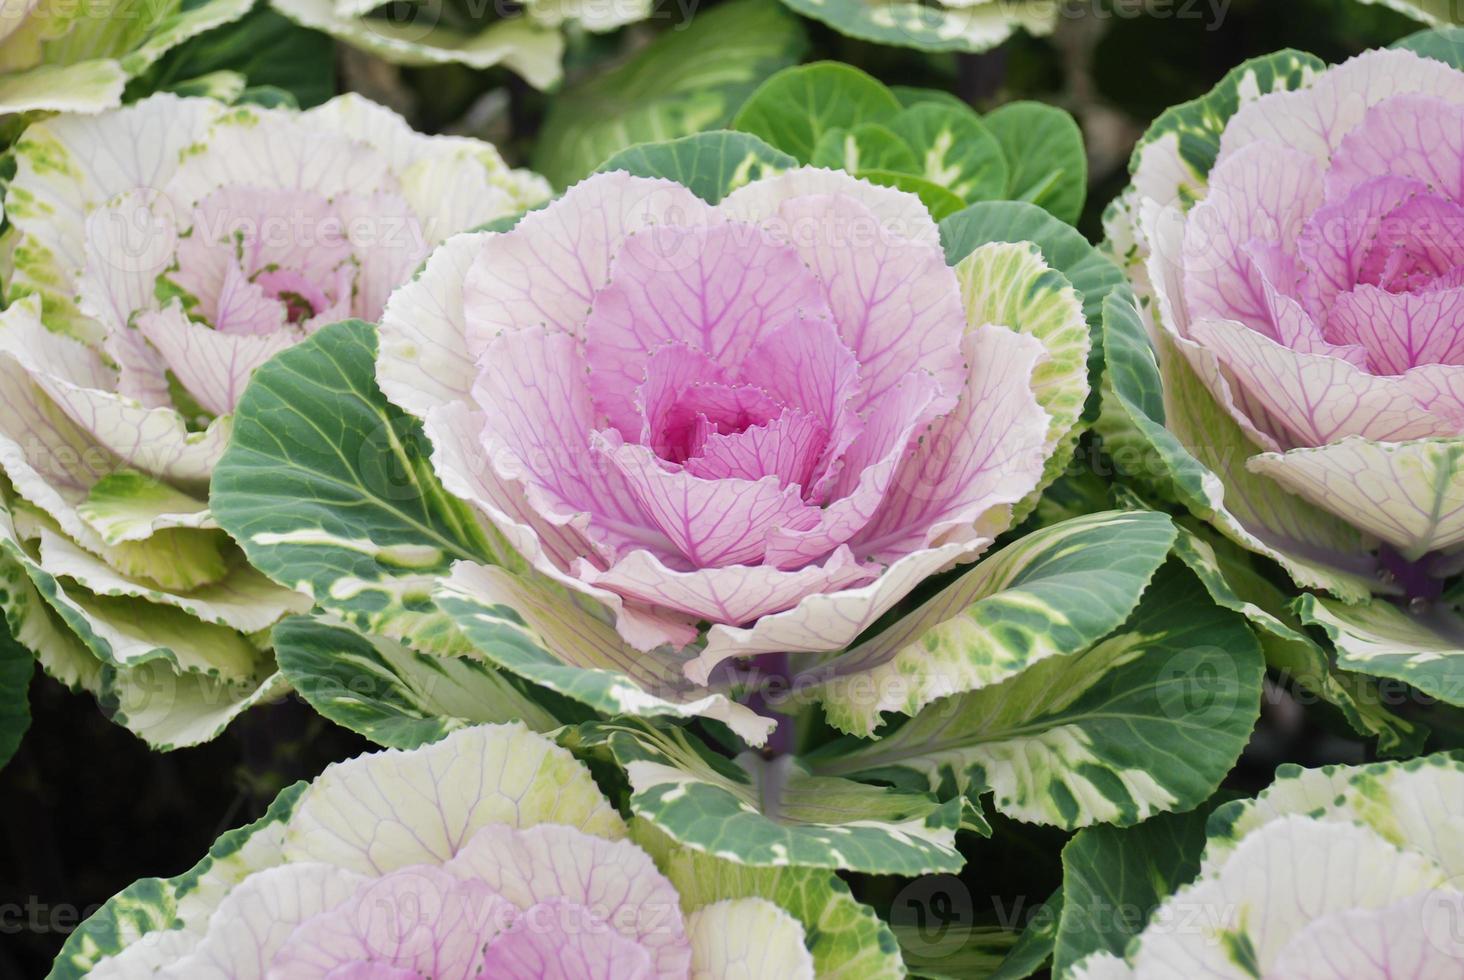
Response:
[633,819,904,980]
[533,0,806,186]
[794,511,1175,737]
[810,123,919,175]
[270,615,567,749]
[211,320,502,658]
[773,0,1056,54]
[1172,524,1425,755]
[956,241,1090,523]
[810,560,1264,830]
[887,103,1006,203]
[594,723,971,875]
[599,131,797,204]
[1295,593,1464,708]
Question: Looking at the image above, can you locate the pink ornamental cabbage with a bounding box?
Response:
[87,725,819,980]
[380,168,1068,685]
[1111,49,1464,595]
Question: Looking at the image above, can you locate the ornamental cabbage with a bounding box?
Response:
[0,92,548,746]
[1072,753,1464,978]
[76,723,821,979]
[378,166,1082,715]
[1106,48,1464,601]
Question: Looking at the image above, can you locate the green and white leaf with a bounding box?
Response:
[810,124,919,175]
[634,819,904,980]
[269,0,566,90]
[1173,524,1425,755]
[686,898,816,979]
[595,722,970,875]
[436,562,777,746]
[956,241,1090,522]
[984,101,1087,224]
[887,103,1006,203]
[772,0,1056,54]
[810,560,1264,830]
[793,511,1175,736]
[1295,593,1464,708]
[599,131,797,204]
[533,0,806,186]
[1096,292,1378,601]
[271,614,565,749]
[212,320,502,658]
[1366,1,1464,27]
[99,661,288,752]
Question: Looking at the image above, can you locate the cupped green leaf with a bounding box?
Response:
[811,559,1265,831]
[593,722,972,875]
[887,103,1007,203]
[270,615,567,749]
[732,61,900,163]
[211,319,502,658]
[983,101,1087,224]
[534,0,806,187]
[598,131,797,204]
[633,818,905,980]
[794,511,1176,737]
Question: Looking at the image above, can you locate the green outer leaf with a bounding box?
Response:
[795,511,1176,737]
[1296,593,1464,707]
[211,320,499,657]
[533,0,806,187]
[1396,24,1464,65]
[1171,523,1425,756]
[812,559,1265,831]
[773,0,1055,54]
[940,200,1130,418]
[732,61,900,163]
[598,131,797,204]
[886,103,1007,202]
[633,818,905,980]
[1095,291,1377,601]
[1127,49,1323,204]
[983,101,1087,225]
[598,723,969,875]
[0,614,31,768]
[48,781,307,980]
[1054,805,1214,976]
[271,615,566,749]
